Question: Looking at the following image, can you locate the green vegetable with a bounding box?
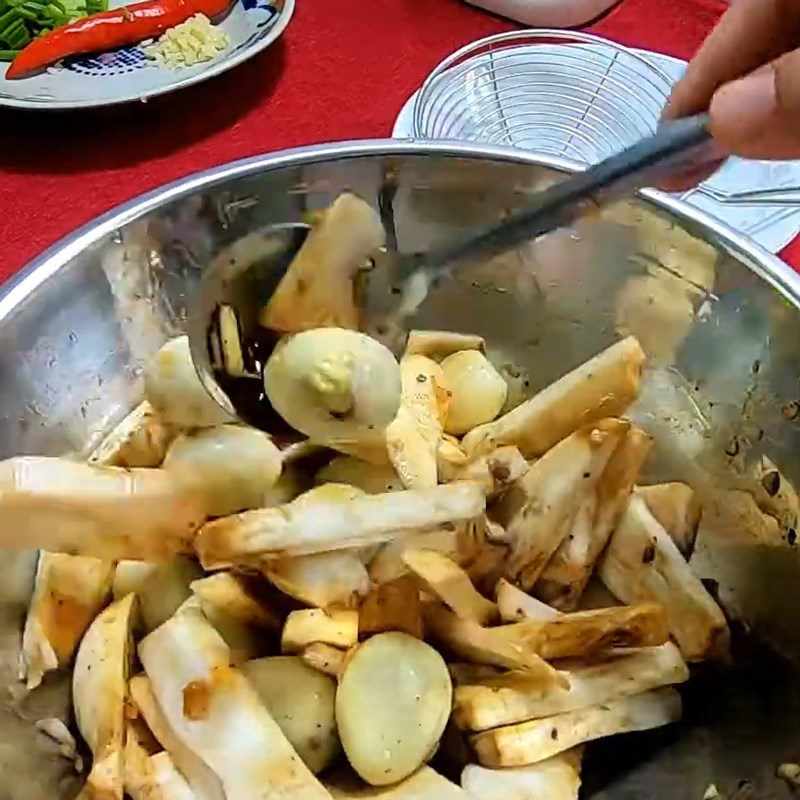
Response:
[0,0,104,62]
[21,2,49,13]
[14,8,39,21]
[45,6,67,22]
[1,18,24,42]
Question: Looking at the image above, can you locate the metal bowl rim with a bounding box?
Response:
[2,138,798,322]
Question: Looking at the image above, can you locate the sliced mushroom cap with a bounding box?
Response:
[264,328,401,452]
[336,632,452,786]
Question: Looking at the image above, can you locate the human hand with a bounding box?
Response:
[660,0,800,188]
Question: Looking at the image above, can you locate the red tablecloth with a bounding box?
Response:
[1,0,797,283]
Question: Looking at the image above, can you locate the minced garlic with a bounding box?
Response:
[144,13,230,69]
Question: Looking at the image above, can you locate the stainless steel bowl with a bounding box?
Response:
[2,140,800,800]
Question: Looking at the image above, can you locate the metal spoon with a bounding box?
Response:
[189,113,712,429]
[187,223,312,432]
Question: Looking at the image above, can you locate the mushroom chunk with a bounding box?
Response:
[73,594,136,800]
[316,456,403,494]
[261,193,385,334]
[264,328,401,457]
[336,632,452,786]
[21,552,114,690]
[241,656,340,775]
[138,603,331,800]
[441,350,507,436]
[163,425,282,517]
[88,401,174,468]
[144,336,231,429]
[0,457,205,561]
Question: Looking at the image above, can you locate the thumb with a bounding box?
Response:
[710,50,800,159]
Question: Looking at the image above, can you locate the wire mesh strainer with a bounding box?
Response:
[412,30,674,165]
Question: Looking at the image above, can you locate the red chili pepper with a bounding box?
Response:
[6,0,229,78]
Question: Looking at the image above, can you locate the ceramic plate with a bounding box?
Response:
[0,0,293,109]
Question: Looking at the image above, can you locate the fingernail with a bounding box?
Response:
[711,69,777,135]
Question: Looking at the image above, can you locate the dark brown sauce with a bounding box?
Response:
[211,318,297,436]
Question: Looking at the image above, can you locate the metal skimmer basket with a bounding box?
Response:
[412,30,674,165]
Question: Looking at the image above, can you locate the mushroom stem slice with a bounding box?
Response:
[402,548,498,625]
[73,594,136,800]
[190,572,282,630]
[128,675,224,800]
[437,435,470,472]
[125,724,196,800]
[176,596,262,667]
[536,426,652,610]
[510,602,669,660]
[21,551,114,690]
[138,603,332,800]
[404,330,486,361]
[495,579,561,623]
[301,643,348,678]
[599,495,730,662]
[386,355,450,489]
[195,481,486,569]
[426,600,665,669]
[531,492,597,609]
[264,550,370,610]
[447,663,505,686]
[261,194,385,334]
[281,608,359,654]
[461,751,582,800]
[637,482,701,558]
[422,604,566,689]
[493,419,629,591]
[470,688,682,767]
[367,526,466,585]
[359,575,423,640]
[0,456,205,561]
[439,446,528,498]
[88,401,175,468]
[462,336,645,459]
[453,642,689,731]
[123,723,159,800]
[150,753,199,800]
